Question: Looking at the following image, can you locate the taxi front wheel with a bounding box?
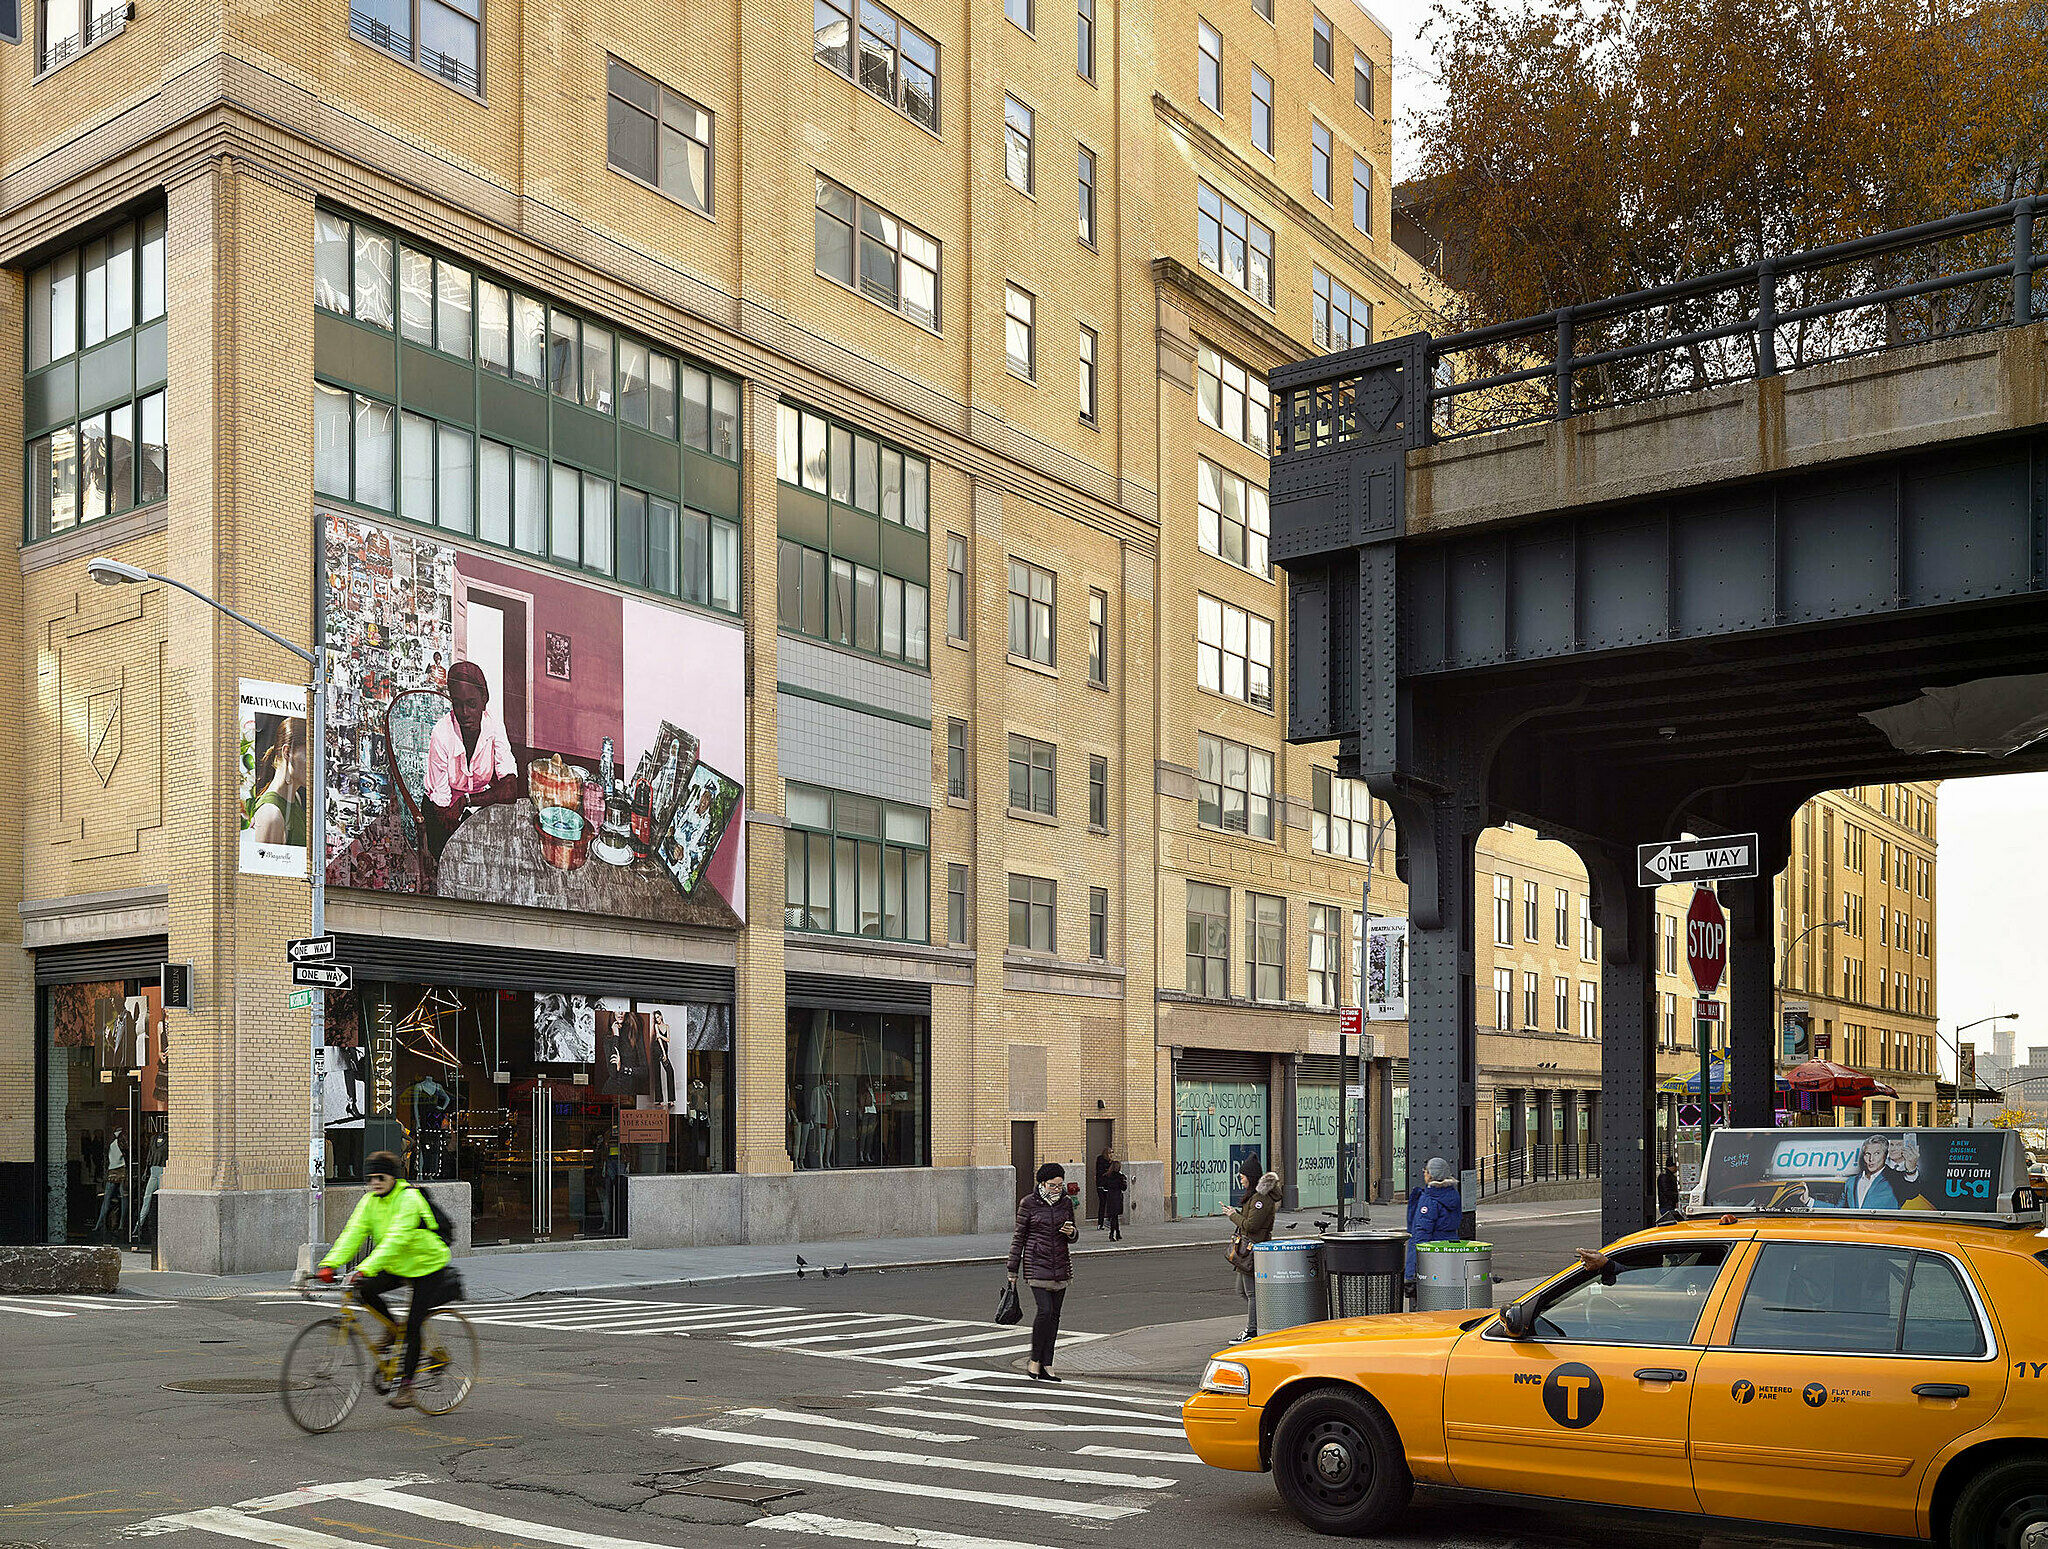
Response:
[1947,1455,2048,1549]
[1270,1387,1413,1536]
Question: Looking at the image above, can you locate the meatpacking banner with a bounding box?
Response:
[1699,1128,2026,1215]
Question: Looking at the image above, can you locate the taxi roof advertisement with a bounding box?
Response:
[1699,1127,2024,1216]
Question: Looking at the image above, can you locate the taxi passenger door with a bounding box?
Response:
[1691,1239,2006,1541]
[1442,1243,1732,1512]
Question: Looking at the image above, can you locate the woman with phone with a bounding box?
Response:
[1007,1162,1078,1382]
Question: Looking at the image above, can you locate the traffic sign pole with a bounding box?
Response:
[1686,885,1728,1156]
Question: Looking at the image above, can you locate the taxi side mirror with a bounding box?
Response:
[1498,1298,1537,1340]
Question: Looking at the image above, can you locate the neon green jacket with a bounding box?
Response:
[322,1180,451,1278]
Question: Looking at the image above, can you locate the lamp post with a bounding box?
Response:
[1937,1013,2017,1126]
[89,556,329,1271]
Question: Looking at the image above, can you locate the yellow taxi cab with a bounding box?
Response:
[1184,1128,2047,1544]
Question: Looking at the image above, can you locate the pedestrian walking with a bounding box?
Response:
[1657,1155,1681,1218]
[1094,1146,1114,1229]
[1404,1156,1464,1302]
[1101,1158,1129,1241]
[1007,1161,1078,1382]
[1223,1157,1282,1341]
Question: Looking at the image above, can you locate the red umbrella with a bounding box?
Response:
[1783,1060,1897,1101]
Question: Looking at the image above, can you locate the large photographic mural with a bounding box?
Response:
[320,514,745,926]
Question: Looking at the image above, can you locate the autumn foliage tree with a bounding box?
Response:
[1410,0,2048,329]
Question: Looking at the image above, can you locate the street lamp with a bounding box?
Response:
[1938,1013,2018,1126]
[89,556,330,1273]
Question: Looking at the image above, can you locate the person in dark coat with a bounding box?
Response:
[1101,1158,1129,1241]
[1224,1157,1282,1340]
[1094,1147,1115,1229]
[1405,1156,1464,1297]
[1657,1156,1681,1218]
[1008,1161,1079,1382]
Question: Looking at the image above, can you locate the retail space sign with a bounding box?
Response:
[237,679,310,877]
[1699,1127,2026,1215]
[1365,918,1408,1021]
[1174,1078,1268,1218]
[319,513,747,927]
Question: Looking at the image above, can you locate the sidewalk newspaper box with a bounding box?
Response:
[1692,1126,2036,1221]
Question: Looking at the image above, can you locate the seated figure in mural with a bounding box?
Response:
[423,661,521,858]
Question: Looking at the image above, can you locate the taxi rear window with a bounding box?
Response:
[1728,1242,1986,1357]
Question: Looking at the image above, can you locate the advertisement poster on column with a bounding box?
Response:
[319,514,746,925]
[238,680,310,877]
[1174,1078,1269,1217]
[1366,917,1409,1021]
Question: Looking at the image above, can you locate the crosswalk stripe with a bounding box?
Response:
[305,1480,694,1549]
[896,1345,1035,1368]
[0,1302,72,1317]
[866,1389,1174,1425]
[711,1462,1145,1521]
[469,1303,799,1328]
[152,1508,380,1549]
[1075,1446,1193,1464]
[852,1329,1027,1356]
[660,1425,1174,1489]
[726,1408,977,1444]
[750,1511,1066,1549]
[917,1370,1185,1408]
[726,1313,933,1341]
[870,1406,1180,1438]
[739,1319,936,1348]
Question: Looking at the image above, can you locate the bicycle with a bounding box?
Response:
[280,1277,480,1433]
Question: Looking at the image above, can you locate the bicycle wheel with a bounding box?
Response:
[410,1308,479,1415]
[281,1316,367,1434]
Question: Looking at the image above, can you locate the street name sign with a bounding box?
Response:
[1338,1007,1363,1040]
[1637,834,1758,888]
[287,936,337,963]
[292,962,351,991]
[288,988,316,1010]
[1687,886,1728,996]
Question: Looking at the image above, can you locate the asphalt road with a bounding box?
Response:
[1,1222,1831,1549]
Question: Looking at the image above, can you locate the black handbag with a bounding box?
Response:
[994,1279,1023,1326]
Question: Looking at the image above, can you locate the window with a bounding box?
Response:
[814,0,938,130]
[1492,873,1513,946]
[1088,589,1108,685]
[1196,593,1274,708]
[1187,883,1230,996]
[1579,980,1598,1037]
[1525,1245,1729,1346]
[1312,769,1372,857]
[775,404,931,660]
[1196,343,1271,453]
[1079,326,1099,425]
[1088,754,1109,829]
[1248,893,1285,1001]
[1661,915,1677,975]
[1311,121,1333,203]
[1089,887,1109,959]
[1252,0,1270,20]
[946,533,969,642]
[1076,0,1094,78]
[1197,733,1274,839]
[1005,284,1036,379]
[1198,20,1222,111]
[1007,558,1055,665]
[1077,145,1097,246]
[1249,66,1273,155]
[1008,734,1056,816]
[1554,976,1569,1029]
[947,718,968,800]
[26,216,170,541]
[815,175,941,330]
[607,59,713,215]
[1353,47,1373,112]
[1004,95,1036,194]
[1196,457,1270,574]
[348,0,481,94]
[1492,967,1513,1029]
[1525,971,1541,1030]
[1351,154,1373,236]
[1311,9,1333,76]
[1580,896,1596,960]
[1523,880,1539,941]
[1312,267,1372,351]
[1004,0,1030,31]
[315,386,396,510]
[1662,992,1677,1048]
[1309,905,1341,1009]
[1197,183,1274,306]
[947,863,969,945]
[783,783,930,941]
[1553,888,1569,947]
[1731,1244,1984,1357]
[37,0,126,72]
[1009,873,1055,951]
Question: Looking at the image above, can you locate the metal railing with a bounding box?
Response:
[349,8,483,95]
[1475,1141,1601,1199]
[1277,196,2048,454]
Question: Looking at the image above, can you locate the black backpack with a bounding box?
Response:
[415,1185,455,1243]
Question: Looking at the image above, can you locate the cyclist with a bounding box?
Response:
[314,1150,453,1410]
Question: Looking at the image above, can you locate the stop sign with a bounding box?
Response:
[1686,885,1727,994]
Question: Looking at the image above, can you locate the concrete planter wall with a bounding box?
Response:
[628,1165,1015,1249]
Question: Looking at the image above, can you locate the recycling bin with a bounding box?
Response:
[1252,1238,1329,1333]
[1415,1240,1494,1311]
[1322,1229,1408,1318]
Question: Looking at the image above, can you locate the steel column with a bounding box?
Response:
[1726,877,1780,1129]
[1596,874,1659,1239]
[1403,798,1480,1229]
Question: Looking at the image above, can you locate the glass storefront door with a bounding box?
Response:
[42,978,169,1253]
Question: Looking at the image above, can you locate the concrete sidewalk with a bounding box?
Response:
[113,1193,1594,1303]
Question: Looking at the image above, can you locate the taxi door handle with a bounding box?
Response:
[1913,1383,1969,1400]
[1635,1368,1688,1384]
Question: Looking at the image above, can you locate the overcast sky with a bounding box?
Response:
[1934,773,2048,1084]
[1355,0,1443,179]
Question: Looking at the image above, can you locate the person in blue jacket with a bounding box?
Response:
[1405,1156,1464,1297]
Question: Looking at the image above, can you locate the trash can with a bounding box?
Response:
[1252,1239,1329,1333]
[1323,1230,1408,1318]
[1415,1240,1494,1311]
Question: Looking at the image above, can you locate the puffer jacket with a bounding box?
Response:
[1405,1179,1464,1279]
[1007,1191,1076,1286]
[1225,1171,1282,1269]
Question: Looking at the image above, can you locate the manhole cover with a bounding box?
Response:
[655,1480,801,1507]
[163,1378,300,1394]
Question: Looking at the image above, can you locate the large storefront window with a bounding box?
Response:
[785,1009,928,1168]
[41,976,169,1249]
[1389,1070,1408,1194]
[1294,1078,1363,1211]
[330,981,733,1244]
[1174,1076,1268,1217]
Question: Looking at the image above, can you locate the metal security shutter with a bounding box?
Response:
[332,934,734,1003]
[34,936,170,985]
[785,972,932,1016]
[1175,1048,1269,1084]
[1296,1053,1362,1084]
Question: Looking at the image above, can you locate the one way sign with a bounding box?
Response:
[1637,834,1759,889]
